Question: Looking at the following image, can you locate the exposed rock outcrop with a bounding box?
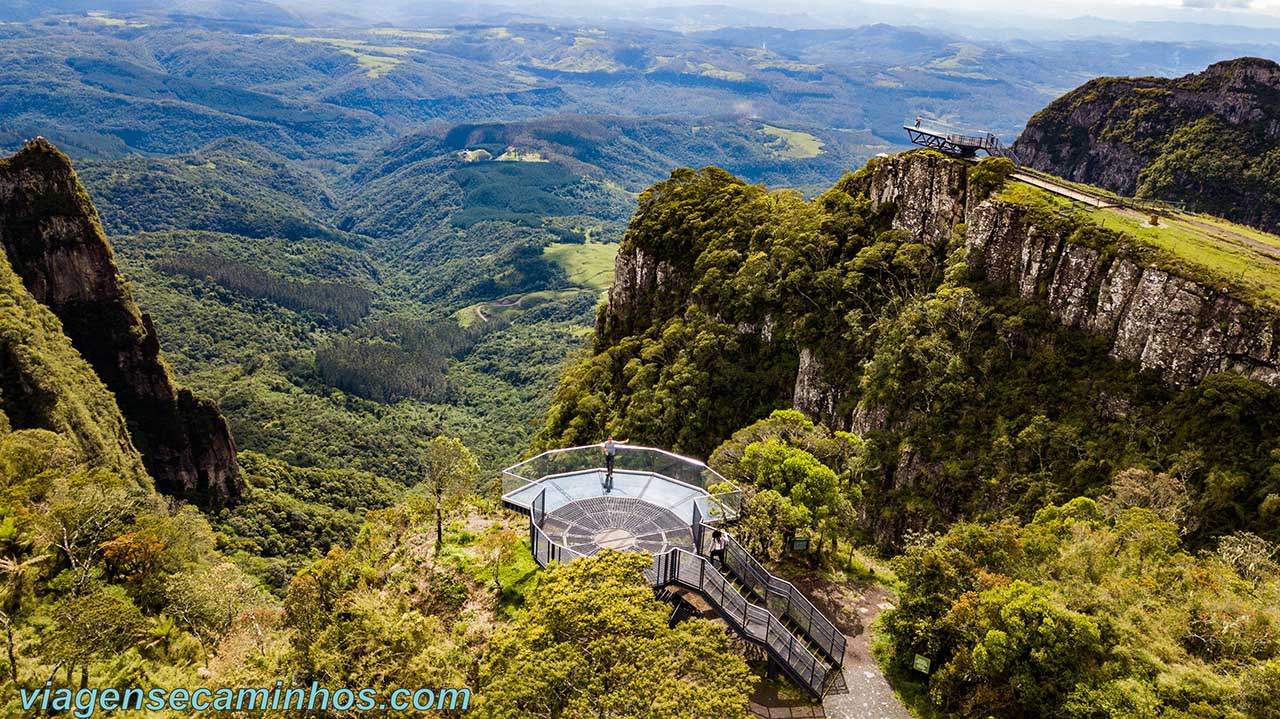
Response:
[851,149,969,245]
[0,138,242,507]
[842,150,1280,390]
[600,243,688,343]
[964,200,1280,387]
[0,248,149,485]
[792,348,849,430]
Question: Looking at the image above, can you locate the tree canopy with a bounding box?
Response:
[477,550,756,719]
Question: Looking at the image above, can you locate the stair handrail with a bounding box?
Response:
[525,490,836,698]
[650,547,836,698]
[700,523,847,666]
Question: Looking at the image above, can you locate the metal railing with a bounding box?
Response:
[650,548,836,697]
[503,445,743,522]
[695,524,846,666]
[525,488,839,699]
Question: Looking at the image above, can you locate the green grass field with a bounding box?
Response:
[542,242,618,291]
[265,35,417,78]
[761,125,824,160]
[1190,213,1280,251]
[366,28,450,40]
[454,289,594,328]
[1088,207,1280,306]
[1001,180,1280,310]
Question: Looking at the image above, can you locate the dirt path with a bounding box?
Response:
[821,585,913,719]
[1010,170,1116,208]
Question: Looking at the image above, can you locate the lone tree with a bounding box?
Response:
[421,436,479,553]
[477,527,522,593]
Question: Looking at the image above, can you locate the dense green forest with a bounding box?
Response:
[538,157,1280,547]
[2,7,1279,717]
[882,498,1280,718]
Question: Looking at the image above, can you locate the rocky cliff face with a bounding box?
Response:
[600,242,689,344]
[0,247,150,484]
[965,201,1280,388]
[1012,57,1280,233]
[847,151,1280,391]
[818,150,1280,546]
[851,149,970,245]
[0,138,242,507]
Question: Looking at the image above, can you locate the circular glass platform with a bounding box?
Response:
[539,495,695,555]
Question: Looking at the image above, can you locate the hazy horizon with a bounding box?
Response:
[275,0,1280,33]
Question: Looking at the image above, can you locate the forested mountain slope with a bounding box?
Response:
[537,151,1280,548]
[0,240,148,486]
[1014,57,1280,232]
[0,139,241,507]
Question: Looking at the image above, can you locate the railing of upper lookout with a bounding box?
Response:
[501,444,743,521]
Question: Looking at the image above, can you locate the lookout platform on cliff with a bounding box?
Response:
[501,445,847,700]
[905,123,1009,158]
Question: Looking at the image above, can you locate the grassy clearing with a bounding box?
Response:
[1001,179,1280,310]
[453,289,593,328]
[1191,213,1280,251]
[697,63,748,82]
[441,510,541,619]
[747,49,821,73]
[761,125,825,159]
[543,242,618,291]
[531,54,622,73]
[367,28,449,40]
[265,35,417,78]
[924,43,993,80]
[86,11,146,27]
[494,148,549,163]
[1088,206,1280,305]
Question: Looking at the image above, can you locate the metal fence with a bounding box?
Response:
[525,487,838,699]
[650,548,837,698]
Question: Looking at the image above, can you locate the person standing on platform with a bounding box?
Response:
[602,436,628,491]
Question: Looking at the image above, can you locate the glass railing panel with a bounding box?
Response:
[502,445,738,498]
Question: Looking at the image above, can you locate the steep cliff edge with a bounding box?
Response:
[855,151,1280,390]
[964,199,1280,388]
[0,138,241,507]
[541,149,1280,547]
[1012,57,1280,233]
[0,247,149,484]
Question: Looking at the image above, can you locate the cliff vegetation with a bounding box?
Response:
[1014,58,1280,233]
[537,153,1280,552]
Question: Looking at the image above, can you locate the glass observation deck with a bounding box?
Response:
[500,445,843,700]
[501,445,743,525]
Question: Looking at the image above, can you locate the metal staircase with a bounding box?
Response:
[647,546,841,698]
[523,487,844,700]
[692,508,846,667]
